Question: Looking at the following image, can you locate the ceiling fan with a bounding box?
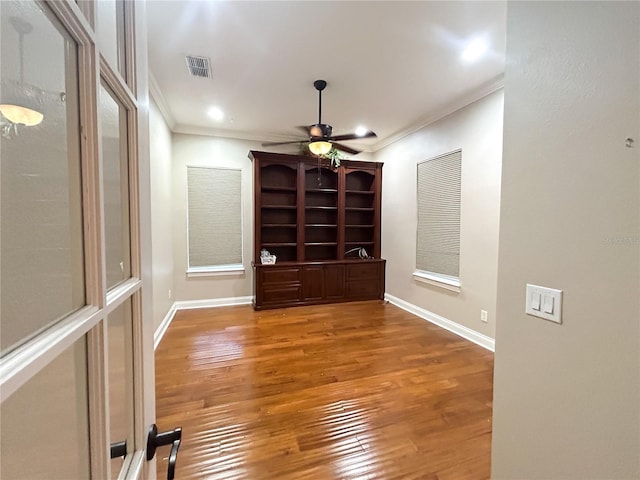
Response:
[262,80,376,155]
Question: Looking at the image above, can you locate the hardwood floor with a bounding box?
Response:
[155,301,494,479]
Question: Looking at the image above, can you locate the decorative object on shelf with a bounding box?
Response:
[261,79,376,155]
[260,249,276,264]
[323,147,344,168]
[345,247,371,259]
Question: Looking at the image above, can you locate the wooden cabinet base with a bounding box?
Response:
[253,259,385,310]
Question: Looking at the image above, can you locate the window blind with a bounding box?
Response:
[416,150,461,278]
[187,167,242,269]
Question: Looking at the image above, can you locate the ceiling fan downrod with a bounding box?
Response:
[314,79,327,126]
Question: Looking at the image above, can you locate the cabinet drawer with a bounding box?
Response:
[347,263,379,280]
[261,267,301,284]
[263,286,302,304]
[346,279,380,297]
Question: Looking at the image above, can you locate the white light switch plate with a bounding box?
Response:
[526,284,563,324]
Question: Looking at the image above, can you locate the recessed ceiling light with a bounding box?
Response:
[208,106,224,121]
[355,126,368,137]
[462,38,488,62]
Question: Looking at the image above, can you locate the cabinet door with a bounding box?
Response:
[345,261,383,299]
[324,265,346,300]
[302,266,325,300]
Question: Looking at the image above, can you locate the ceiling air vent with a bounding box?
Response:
[185,55,211,79]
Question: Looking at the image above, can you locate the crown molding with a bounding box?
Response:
[148,71,176,130]
[172,124,301,145]
[372,73,505,152]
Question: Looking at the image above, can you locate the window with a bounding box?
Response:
[415,149,462,291]
[187,166,243,274]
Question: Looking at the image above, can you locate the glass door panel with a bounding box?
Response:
[0,0,84,356]
[108,298,134,478]
[96,0,126,78]
[99,83,131,290]
[0,338,89,479]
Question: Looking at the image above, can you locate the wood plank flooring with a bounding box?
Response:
[155,301,494,479]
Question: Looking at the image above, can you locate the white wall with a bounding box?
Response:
[149,96,174,330]
[377,90,503,340]
[491,2,639,478]
[171,134,262,301]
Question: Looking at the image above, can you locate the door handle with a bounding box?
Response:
[146,423,182,480]
[110,440,127,459]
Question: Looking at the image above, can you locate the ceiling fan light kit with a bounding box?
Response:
[262,79,376,156]
[308,140,332,156]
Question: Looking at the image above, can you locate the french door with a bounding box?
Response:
[0,1,156,478]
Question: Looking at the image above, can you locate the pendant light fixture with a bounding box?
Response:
[0,17,44,129]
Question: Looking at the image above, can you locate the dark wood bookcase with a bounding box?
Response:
[250,150,385,309]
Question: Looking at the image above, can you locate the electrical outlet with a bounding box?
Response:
[168,289,172,299]
[480,310,488,323]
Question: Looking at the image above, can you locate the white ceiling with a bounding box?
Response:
[146,1,506,153]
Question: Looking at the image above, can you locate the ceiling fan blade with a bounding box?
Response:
[296,125,311,136]
[262,139,305,147]
[330,131,377,142]
[331,142,361,155]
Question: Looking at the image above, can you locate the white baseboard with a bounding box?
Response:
[153,303,178,351]
[153,296,253,350]
[384,293,495,352]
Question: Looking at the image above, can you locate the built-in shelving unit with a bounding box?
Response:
[250,150,385,309]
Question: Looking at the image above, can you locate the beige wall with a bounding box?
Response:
[171,134,260,301]
[376,90,503,340]
[149,97,174,330]
[491,2,640,478]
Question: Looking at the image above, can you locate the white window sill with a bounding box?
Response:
[413,270,461,293]
[187,264,245,277]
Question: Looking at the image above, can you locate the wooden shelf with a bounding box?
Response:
[307,188,338,193]
[262,186,297,192]
[346,190,375,195]
[250,150,384,309]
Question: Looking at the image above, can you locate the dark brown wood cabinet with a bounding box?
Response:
[250,150,385,310]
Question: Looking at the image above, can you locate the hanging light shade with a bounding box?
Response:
[1,17,44,129]
[0,103,43,126]
[308,140,332,156]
